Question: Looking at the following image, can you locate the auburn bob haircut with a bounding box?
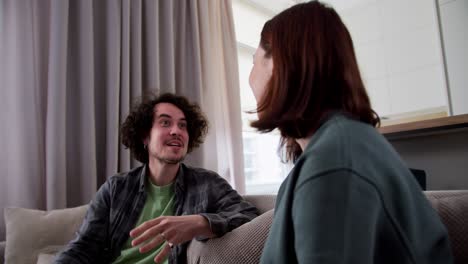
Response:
[250,1,379,161]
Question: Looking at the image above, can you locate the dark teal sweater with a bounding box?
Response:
[260,114,453,264]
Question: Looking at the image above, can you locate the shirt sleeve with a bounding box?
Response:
[54,181,111,264]
[292,169,382,264]
[199,176,259,238]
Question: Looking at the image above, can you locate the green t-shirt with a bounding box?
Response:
[113,178,175,264]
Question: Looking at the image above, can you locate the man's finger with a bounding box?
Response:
[154,243,171,263]
[138,235,165,254]
[130,217,164,238]
[132,227,163,247]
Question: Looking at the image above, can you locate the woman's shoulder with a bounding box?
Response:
[305,114,385,163]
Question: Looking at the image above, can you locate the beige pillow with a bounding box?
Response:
[4,205,88,264]
[35,245,66,264]
[36,253,57,264]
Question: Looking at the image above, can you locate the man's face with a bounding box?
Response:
[145,103,189,164]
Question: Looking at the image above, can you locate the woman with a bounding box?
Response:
[249,2,453,264]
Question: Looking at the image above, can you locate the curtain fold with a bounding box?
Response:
[194,0,246,193]
[45,0,70,209]
[0,0,245,241]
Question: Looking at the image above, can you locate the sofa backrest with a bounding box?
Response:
[3,192,467,264]
[243,195,276,214]
[188,191,468,264]
[425,191,468,264]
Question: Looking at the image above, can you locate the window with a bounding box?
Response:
[232,0,293,194]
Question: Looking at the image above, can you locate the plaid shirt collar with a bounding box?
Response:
[138,163,187,194]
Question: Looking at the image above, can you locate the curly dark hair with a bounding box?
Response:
[121,93,209,163]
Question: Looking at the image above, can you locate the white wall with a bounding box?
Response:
[330,0,449,118]
[389,130,468,190]
[439,0,468,115]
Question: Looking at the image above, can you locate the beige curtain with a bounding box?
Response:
[0,0,245,241]
[194,0,246,194]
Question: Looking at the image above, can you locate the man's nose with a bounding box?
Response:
[170,125,182,136]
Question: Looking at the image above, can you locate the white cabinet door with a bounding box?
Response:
[439,0,468,115]
[337,0,449,118]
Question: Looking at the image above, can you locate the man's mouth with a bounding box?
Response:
[166,140,183,147]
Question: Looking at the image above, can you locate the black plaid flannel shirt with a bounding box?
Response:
[55,163,259,264]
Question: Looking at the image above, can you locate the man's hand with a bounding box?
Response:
[129,215,215,263]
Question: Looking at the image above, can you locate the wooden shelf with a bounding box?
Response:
[378,114,468,139]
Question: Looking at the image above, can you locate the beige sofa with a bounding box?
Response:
[1,192,468,264]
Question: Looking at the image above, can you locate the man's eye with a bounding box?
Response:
[179,123,187,129]
[161,120,170,126]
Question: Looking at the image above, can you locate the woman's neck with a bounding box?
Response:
[296,137,312,152]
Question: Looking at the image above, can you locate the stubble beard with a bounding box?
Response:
[148,144,187,165]
[155,152,185,165]
[156,156,184,164]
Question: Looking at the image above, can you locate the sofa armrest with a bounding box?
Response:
[1,240,5,263]
[187,209,273,264]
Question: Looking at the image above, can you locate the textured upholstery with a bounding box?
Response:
[242,195,276,214]
[2,192,467,264]
[3,205,87,264]
[187,210,274,264]
[425,191,468,264]
[187,191,468,264]
[187,195,276,264]
[36,253,57,264]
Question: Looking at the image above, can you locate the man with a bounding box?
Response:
[55,93,259,264]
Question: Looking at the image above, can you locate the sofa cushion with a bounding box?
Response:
[4,205,88,264]
[36,253,57,264]
[425,191,468,264]
[243,195,276,214]
[187,209,274,264]
[35,245,65,264]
